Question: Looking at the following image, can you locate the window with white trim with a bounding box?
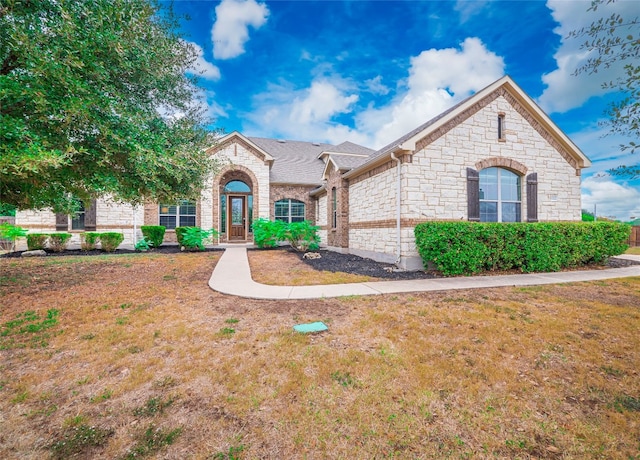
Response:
[479,167,521,222]
[159,200,196,229]
[275,199,305,223]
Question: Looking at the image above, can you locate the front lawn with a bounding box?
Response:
[1,252,639,458]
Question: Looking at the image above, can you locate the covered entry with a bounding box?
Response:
[220,178,253,242]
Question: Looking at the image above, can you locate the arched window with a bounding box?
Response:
[479,167,521,222]
[224,180,251,193]
[275,199,305,223]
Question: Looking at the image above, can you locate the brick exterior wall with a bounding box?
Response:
[324,164,349,248]
[269,184,317,222]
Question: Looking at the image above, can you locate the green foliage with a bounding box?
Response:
[48,233,72,252]
[134,238,152,252]
[80,232,100,251]
[50,424,114,460]
[284,221,321,251]
[140,226,166,248]
[174,226,189,246]
[0,203,16,216]
[211,445,245,460]
[99,232,124,252]
[414,221,630,276]
[252,219,287,248]
[0,222,27,251]
[133,396,174,417]
[1,309,60,350]
[569,0,640,176]
[122,424,182,460]
[26,233,49,251]
[613,395,640,412]
[180,226,218,251]
[0,0,219,212]
[582,210,595,222]
[252,219,320,251]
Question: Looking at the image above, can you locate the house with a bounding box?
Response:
[16,76,591,269]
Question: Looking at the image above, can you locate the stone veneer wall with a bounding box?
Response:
[316,194,328,245]
[269,184,317,222]
[347,93,583,269]
[209,139,270,242]
[16,198,145,247]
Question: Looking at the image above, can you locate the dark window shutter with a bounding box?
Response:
[55,213,68,231]
[467,168,480,222]
[84,199,97,231]
[527,173,538,222]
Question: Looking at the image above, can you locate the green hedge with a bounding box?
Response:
[174,226,191,246]
[414,221,630,276]
[48,233,72,252]
[140,225,165,248]
[27,233,49,250]
[99,232,124,252]
[80,232,100,251]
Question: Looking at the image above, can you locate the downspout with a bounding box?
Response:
[390,150,402,266]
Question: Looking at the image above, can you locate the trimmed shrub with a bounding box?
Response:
[140,225,165,248]
[180,227,218,251]
[415,221,630,276]
[99,232,124,252]
[80,232,100,251]
[27,233,49,251]
[174,226,191,246]
[284,221,320,252]
[48,233,72,252]
[252,219,287,248]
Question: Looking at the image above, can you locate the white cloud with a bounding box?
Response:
[538,0,639,113]
[363,76,390,96]
[186,42,221,81]
[581,176,640,221]
[212,0,269,60]
[455,0,490,23]
[245,78,366,145]
[359,37,505,148]
[245,37,504,148]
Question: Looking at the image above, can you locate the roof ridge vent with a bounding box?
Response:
[312,142,321,146]
[277,139,287,143]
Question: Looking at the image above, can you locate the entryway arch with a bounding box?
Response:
[215,167,257,242]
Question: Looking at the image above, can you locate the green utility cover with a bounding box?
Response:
[293,321,328,334]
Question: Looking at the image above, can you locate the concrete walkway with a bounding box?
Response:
[208,247,640,300]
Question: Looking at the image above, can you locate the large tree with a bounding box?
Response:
[570,0,639,178]
[0,0,218,212]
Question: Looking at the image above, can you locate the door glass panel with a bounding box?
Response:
[231,198,243,225]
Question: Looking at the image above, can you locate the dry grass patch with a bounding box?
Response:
[248,248,379,285]
[1,253,640,458]
[626,246,640,255]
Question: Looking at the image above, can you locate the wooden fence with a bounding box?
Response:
[629,226,640,247]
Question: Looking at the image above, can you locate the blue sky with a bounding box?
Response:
[169,0,639,221]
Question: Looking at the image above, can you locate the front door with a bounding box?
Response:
[229,196,246,240]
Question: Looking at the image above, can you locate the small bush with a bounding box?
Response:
[141,225,165,248]
[134,238,151,252]
[26,233,49,251]
[80,232,100,251]
[99,232,124,252]
[48,233,72,252]
[252,219,287,248]
[284,220,320,251]
[180,227,218,251]
[174,226,191,246]
[0,222,28,252]
[415,221,630,276]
